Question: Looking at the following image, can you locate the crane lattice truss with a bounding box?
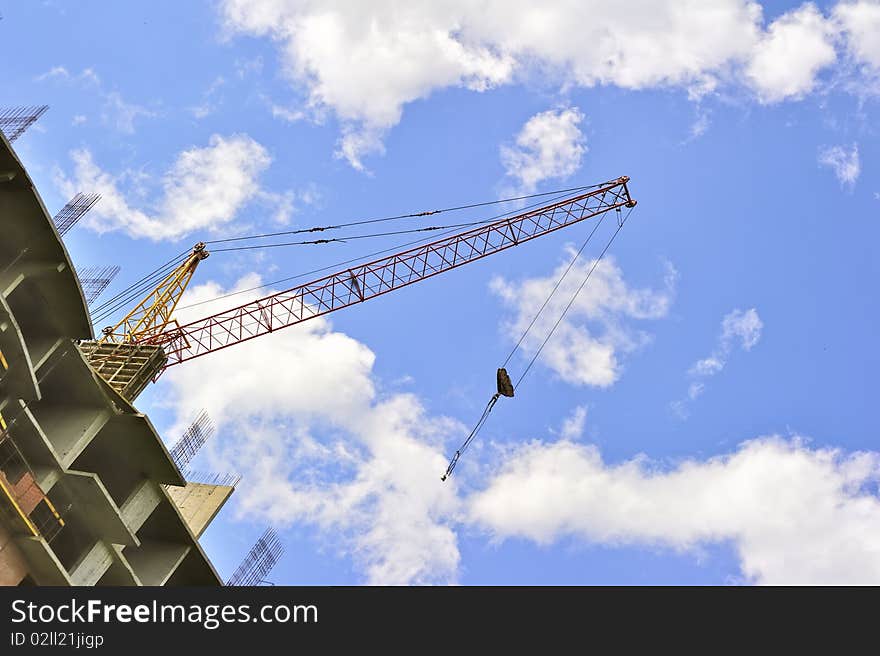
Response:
[151,177,635,370]
[53,193,101,237]
[0,105,48,143]
[226,528,283,587]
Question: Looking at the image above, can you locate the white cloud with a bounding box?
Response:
[218,1,869,169]
[160,278,880,585]
[35,66,101,85]
[266,99,306,123]
[102,91,156,134]
[469,436,880,584]
[501,107,586,193]
[491,253,675,387]
[559,406,588,441]
[337,127,386,172]
[160,274,463,584]
[674,308,762,416]
[55,134,274,240]
[190,105,214,120]
[235,56,265,79]
[35,66,71,82]
[190,76,226,119]
[221,0,516,169]
[835,1,880,71]
[35,65,156,133]
[745,3,838,102]
[819,143,861,187]
[687,109,711,141]
[691,357,725,377]
[690,307,763,379]
[687,382,705,400]
[721,307,763,350]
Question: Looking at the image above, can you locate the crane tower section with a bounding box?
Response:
[79,243,209,399]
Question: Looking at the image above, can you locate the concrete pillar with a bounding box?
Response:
[120,479,162,534]
[68,540,113,586]
[0,521,28,585]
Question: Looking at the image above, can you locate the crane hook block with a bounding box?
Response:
[496,368,515,398]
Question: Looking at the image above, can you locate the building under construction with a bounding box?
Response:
[0,129,233,586]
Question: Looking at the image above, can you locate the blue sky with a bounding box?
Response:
[3,0,880,584]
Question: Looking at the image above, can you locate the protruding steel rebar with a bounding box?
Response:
[226,528,284,587]
[169,410,214,471]
[79,265,121,305]
[53,193,101,237]
[182,470,242,488]
[0,105,48,143]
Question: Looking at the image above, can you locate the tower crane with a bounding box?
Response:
[85,177,636,394]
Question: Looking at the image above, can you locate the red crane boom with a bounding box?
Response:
[149,177,636,370]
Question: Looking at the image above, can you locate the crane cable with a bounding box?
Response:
[94,210,504,322]
[512,205,634,392]
[441,204,636,481]
[201,182,609,247]
[174,186,590,313]
[209,219,503,253]
[500,211,609,371]
[91,250,188,315]
[206,185,608,253]
[89,250,190,326]
[92,185,606,326]
[91,258,186,321]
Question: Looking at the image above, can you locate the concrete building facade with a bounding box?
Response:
[0,132,231,586]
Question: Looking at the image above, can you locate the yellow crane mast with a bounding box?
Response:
[99,242,209,344]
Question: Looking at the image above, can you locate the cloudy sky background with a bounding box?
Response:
[4,0,880,584]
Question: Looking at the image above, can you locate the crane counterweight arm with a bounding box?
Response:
[149,177,636,370]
